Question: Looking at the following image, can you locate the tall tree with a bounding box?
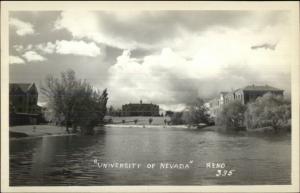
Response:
[41,70,108,134]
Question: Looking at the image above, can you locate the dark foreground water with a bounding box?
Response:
[10,126,291,186]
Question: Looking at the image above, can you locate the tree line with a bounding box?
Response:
[215,93,291,132]
[169,93,291,132]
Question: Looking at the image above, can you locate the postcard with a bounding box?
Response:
[1,1,299,193]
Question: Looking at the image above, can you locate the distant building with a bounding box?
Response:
[10,83,40,113]
[233,85,284,105]
[122,100,160,116]
[207,84,284,118]
[9,83,44,125]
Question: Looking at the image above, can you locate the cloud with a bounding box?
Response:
[54,11,142,50]
[9,55,25,64]
[13,45,24,52]
[34,40,101,57]
[107,23,291,110]
[251,42,277,50]
[8,11,291,110]
[22,51,46,62]
[36,42,56,54]
[9,18,34,36]
[54,11,288,51]
[55,40,101,57]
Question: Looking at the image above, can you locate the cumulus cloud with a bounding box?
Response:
[36,42,56,54]
[9,11,292,110]
[55,40,101,57]
[22,51,46,62]
[13,45,24,52]
[35,40,101,57]
[107,23,291,110]
[9,18,34,36]
[54,11,288,51]
[55,11,142,50]
[9,55,25,64]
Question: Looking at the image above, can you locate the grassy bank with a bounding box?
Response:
[10,122,288,139]
[106,116,170,125]
[10,125,71,139]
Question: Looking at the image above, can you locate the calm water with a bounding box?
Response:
[10,126,291,186]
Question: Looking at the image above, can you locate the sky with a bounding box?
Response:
[9,11,292,111]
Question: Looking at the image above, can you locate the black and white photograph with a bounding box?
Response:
[1,1,299,192]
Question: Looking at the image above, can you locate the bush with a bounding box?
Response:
[244,93,291,131]
[215,101,247,130]
[182,98,210,125]
[170,112,185,125]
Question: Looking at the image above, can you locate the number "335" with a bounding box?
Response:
[216,169,235,177]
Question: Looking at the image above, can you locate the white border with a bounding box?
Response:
[1,1,299,192]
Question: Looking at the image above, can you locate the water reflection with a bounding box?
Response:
[10,126,291,186]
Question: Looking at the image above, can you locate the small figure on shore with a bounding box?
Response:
[148,118,153,125]
[164,119,169,128]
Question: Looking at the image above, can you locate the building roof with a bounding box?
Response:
[123,103,158,107]
[10,83,35,93]
[240,84,283,92]
[220,91,228,94]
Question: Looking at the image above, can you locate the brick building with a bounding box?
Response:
[9,83,44,125]
[206,84,284,118]
[233,85,284,105]
[122,100,160,116]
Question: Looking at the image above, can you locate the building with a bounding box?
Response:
[9,83,44,125]
[10,83,40,113]
[233,85,284,105]
[122,100,160,116]
[207,84,284,118]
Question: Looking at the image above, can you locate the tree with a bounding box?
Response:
[244,93,291,131]
[170,112,185,125]
[165,111,174,117]
[216,100,246,130]
[183,98,210,126]
[41,70,108,134]
[107,105,114,116]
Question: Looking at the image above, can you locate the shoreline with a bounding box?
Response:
[105,124,187,128]
[9,125,75,140]
[9,124,288,140]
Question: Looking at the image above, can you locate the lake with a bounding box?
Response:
[10,126,291,186]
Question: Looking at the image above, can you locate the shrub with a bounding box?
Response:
[215,101,247,130]
[245,93,291,131]
[182,98,210,125]
[170,112,185,125]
